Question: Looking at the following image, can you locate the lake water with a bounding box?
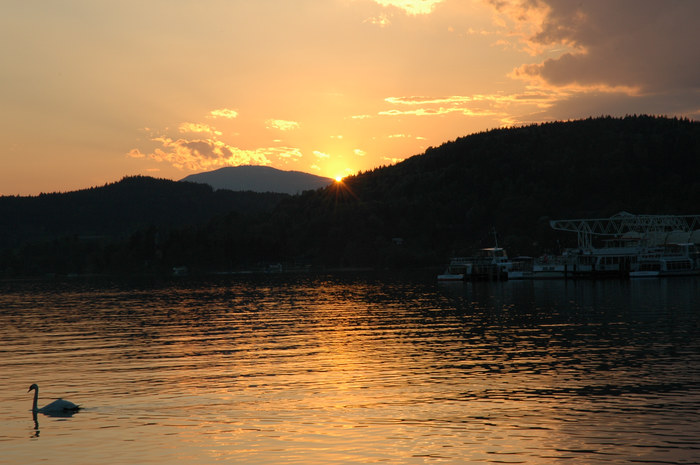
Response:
[1,273,699,464]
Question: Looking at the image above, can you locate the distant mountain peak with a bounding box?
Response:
[180,165,333,194]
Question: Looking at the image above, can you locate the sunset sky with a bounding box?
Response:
[2,0,699,195]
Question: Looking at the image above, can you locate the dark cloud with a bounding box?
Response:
[519,89,700,126]
[517,0,700,94]
[181,140,226,160]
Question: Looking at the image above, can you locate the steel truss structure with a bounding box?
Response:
[549,212,700,249]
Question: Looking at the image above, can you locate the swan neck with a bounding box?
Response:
[32,387,39,411]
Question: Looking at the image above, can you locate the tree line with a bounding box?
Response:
[2,115,699,276]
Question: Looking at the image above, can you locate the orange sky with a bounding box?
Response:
[2,0,699,195]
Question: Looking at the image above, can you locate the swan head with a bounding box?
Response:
[28,384,38,393]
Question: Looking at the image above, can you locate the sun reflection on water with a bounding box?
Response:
[1,275,700,464]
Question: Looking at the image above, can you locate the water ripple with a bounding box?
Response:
[1,274,700,464]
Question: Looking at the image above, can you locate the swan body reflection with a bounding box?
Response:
[28,384,80,415]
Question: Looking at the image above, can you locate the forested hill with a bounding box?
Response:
[2,115,700,275]
[260,115,700,267]
[0,176,286,249]
[350,114,700,217]
[319,115,700,256]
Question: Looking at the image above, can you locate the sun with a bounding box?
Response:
[334,175,344,182]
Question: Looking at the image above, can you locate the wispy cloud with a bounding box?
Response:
[209,108,239,119]
[372,0,445,16]
[127,148,146,159]
[385,96,474,106]
[272,147,303,160]
[385,93,558,107]
[128,107,308,171]
[364,14,391,27]
[386,133,427,141]
[379,106,499,117]
[178,122,222,136]
[128,138,309,171]
[313,150,331,159]
[266,119,300,131]
[128,137,271,171]
[382,156,405,164]
[377,90,567,123]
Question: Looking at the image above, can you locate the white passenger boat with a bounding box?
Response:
[437,259,467,281]
[630,243,700,277]
[521,238,647,279]
[547,213,700,279]
[506,256,534,279]
[532,253,571,279]
[438,247,510,281]
[574,238,641,278]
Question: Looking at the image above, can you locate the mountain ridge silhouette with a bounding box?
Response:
[180,165,333,194]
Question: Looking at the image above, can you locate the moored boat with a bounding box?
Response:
[630,243,700,277]
[507,256,534,279]
[532,253,572,279]
[437,258,468,281]
[540,213,700,279]
[438,247,510,281]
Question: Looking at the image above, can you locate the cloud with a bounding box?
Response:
[378,95,505,117]
[209,108,239,119]
[372,0,445,16]
[354,149,366,157]
[127,148,146,159]
[128,137,272,171]
[178,122,222,136]
[313,150,331,159]
[128,104,314,171]
[364,14,391,27]
[128,137,306,171]
[490,0,700,95]
[271,147,303,160]
[384,93,560,106]
[379,107,469,116]
[375,89,592,128]
[266,119,300,131]
[521,89,700,127]
[385,96,475,106]
[380,94,509,117]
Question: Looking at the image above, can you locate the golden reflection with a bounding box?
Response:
[3,277,699,464]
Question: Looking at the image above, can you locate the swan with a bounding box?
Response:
[28,384,80,415]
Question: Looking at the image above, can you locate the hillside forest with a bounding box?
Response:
[2,115,699,276]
